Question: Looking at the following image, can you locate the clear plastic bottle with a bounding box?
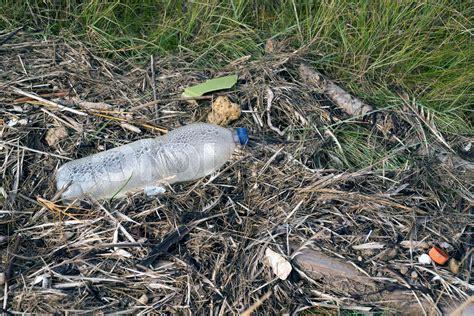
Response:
[56,123,249,200]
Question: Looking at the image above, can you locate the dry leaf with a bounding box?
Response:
[182,75,237,98]
[265,248,292,280]
[45,126,68,147]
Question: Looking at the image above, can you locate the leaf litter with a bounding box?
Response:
[0,33,472,315]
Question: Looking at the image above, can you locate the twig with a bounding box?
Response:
[150,55,157,101]
[266,88,285,136]
[17,55,27,75]
[40,108,83,132]
[11,87,87,116]
[0,140,72,160]
[14,91,69,103]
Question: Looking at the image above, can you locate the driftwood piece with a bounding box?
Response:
[299,64,373,117]
[292,245,437,315]
[293,246,374,286]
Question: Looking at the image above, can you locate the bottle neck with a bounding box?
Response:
[233,131,240,145]
[234,127,249,145]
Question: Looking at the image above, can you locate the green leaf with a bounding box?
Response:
[182,74,238,98]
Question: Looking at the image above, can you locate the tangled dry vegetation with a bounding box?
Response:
[0,33,473,315]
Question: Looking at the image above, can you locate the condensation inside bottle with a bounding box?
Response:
[56,123,239,200]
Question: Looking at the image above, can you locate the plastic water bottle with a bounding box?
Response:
[56,123,249,200]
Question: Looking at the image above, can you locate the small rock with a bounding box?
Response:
[449,258,460,274]
[411,271,418,279]
[207,96,241,126]
[418,253,432,265]
[138,293,148,305]
[399,265,409,275]
[45,126,68,147]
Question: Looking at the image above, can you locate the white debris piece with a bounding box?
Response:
[418,253,432,265]
[265,247,292,280]
[144,186,166,196]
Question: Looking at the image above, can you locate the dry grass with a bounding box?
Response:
[0,33,472,314]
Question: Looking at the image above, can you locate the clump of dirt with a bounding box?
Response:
[207,96,241,126]
[0,32,472,315]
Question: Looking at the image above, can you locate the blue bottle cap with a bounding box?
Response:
[236,127,249,145]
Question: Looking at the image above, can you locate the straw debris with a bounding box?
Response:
[0,33,472,315]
